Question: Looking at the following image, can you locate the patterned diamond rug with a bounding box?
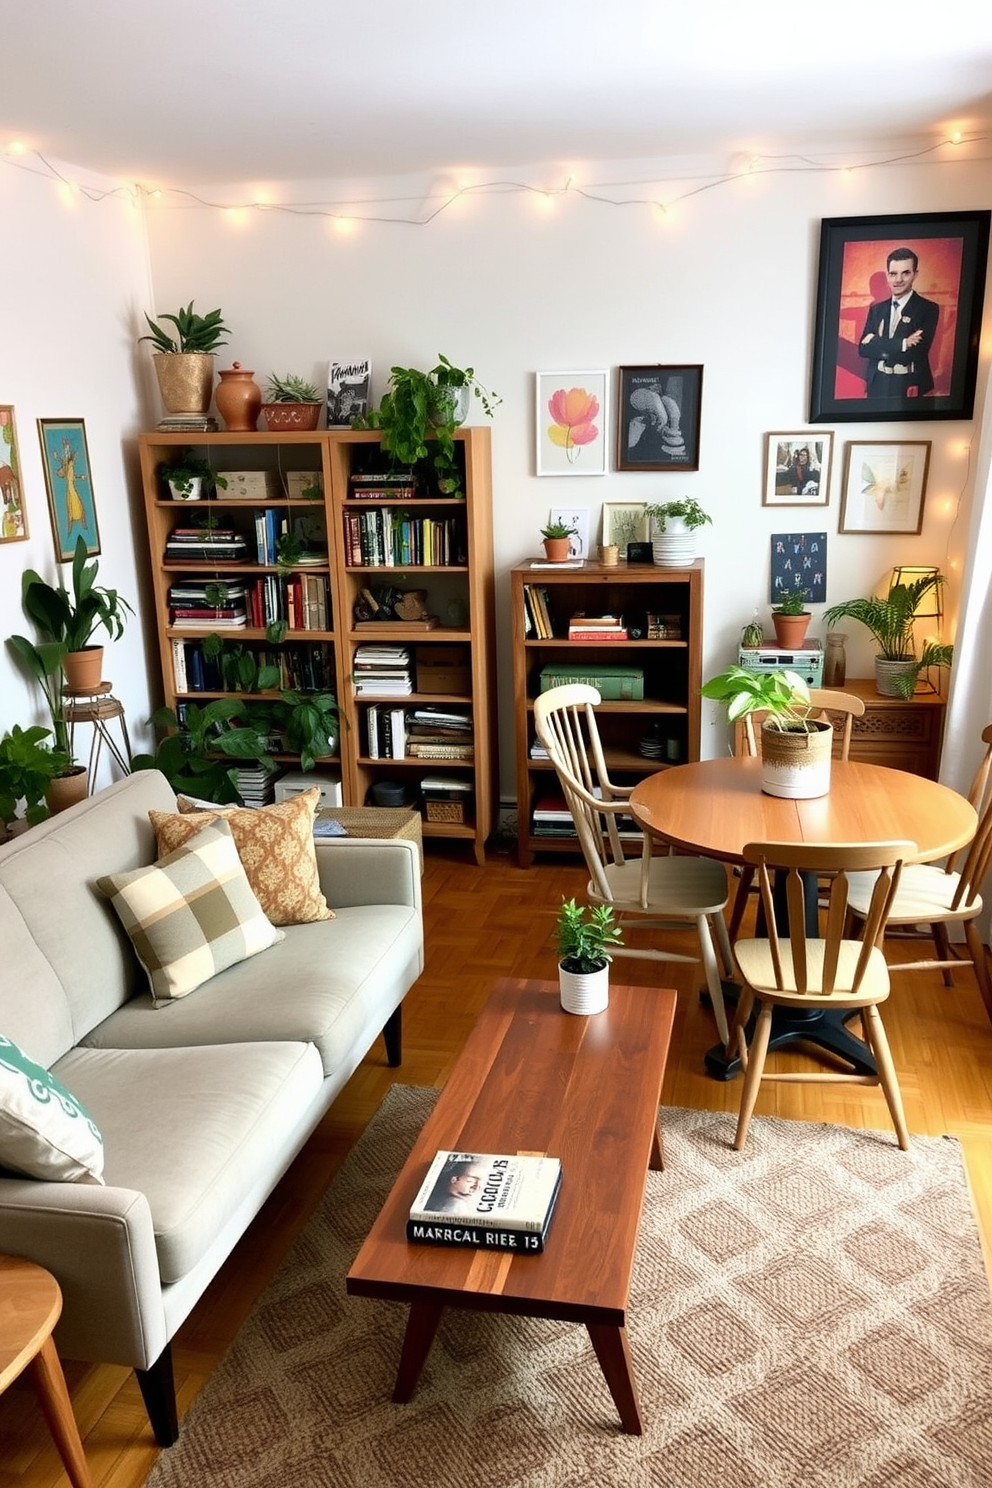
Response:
[146,1086,992,1488]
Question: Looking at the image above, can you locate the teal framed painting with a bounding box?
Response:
[37,418,101,559]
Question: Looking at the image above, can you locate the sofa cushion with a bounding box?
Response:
[96,818,282,1006]
[150,788,334,927]
[0,1032,104,1183]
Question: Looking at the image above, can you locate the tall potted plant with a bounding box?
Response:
[17,535,133,690]
[701,664,833,798]
[823,573,953,699]
[555,897,623,1015]
[138,301,229,419]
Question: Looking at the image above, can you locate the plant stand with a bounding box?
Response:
[63,683,132,789]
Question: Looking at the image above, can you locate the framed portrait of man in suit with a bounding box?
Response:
[808,211,990,423]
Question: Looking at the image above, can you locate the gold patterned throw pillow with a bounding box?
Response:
[148,788,334,927]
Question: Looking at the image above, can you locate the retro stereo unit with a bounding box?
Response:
[737,641,824,688]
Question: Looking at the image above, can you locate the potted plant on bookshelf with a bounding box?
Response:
[823,573,953,699]
[131,699,276,805]
[16,536,133,692]
[139,301,230,421]
[555,897,624,1015]
[158,449,228,501]
[540,519,578,562]
[770,585,811,648]
[701,664,833,799]
[260,373,324,432]
[645,498,711,567]
[353,355,500,495]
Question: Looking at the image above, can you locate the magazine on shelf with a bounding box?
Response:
[326,357,372,426]
[408,1149,562,1252]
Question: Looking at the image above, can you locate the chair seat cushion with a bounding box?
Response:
[734,938,891,1006]
[601,853,729,914]
[847,864,981,924]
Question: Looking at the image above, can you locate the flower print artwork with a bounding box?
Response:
[536,372,608,476]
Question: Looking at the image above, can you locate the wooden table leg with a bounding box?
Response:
[586,1323,643,1434]
[650,1116,665,1171]
[392,1300,444,1403]
[28,1337,92,1488]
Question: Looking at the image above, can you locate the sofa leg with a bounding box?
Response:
[384,1005,402,1067]
[136,1343,179,1446]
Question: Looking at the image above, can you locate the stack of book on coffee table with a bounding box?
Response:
[407,1150,562,1253]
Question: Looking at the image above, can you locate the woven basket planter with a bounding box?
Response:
[759,718,833,799]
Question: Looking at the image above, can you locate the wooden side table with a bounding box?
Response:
[0,1255,91,1488]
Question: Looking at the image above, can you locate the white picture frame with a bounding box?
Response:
[535,371,608,476]
[763,432,833,507]
[548,506,590,559]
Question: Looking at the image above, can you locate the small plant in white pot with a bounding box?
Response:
[158,450,228,501]
[555,897,623,1014]
[701,664,833,799]
[645,498,711,567]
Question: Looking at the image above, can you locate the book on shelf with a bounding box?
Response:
[326,357,371,427]
[538,664,644,700]
[567,628,629,641]
[172,616,248,629]
[407,1150,562,1252]
[529,559,584,569]
[567,614,627,640]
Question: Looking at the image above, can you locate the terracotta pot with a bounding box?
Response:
[543,537,572,562]
[63,646,104,692]
[44,767,88,815]
[260,402,322,431]
[152,353,215,418]
[215,363,261,432]
[771,612,811,649]
[759,718,832,799]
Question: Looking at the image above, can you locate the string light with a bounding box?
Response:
[1,132,988,228]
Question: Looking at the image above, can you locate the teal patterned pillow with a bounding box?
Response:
[0,1034,104,1183]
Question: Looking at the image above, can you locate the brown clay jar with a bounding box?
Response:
[215,363,262,431]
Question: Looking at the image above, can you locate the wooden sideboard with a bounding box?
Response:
[733,677,946,779]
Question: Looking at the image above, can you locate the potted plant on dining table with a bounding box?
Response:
[701,664,833,799]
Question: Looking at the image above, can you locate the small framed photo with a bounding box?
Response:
[809,210,990,422]
[600,501,648,548]
[0,406,29,543]
[37,418,101,559]
[763,433,832,507]
[838,441,931,535]
[616,365,702,471]
[535,371,607,476]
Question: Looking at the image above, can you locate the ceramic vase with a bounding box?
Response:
[215,363,262,432]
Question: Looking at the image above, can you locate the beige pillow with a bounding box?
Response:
[97,818,282,1006]
[149,787,333,927]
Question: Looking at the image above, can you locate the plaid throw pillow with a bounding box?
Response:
[97,817,282,1006]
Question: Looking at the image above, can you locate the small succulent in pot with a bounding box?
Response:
[264,373,323,403]
[540,520,578,541]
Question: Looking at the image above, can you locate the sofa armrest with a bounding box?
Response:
[315,836,421,911]
[0,1177,168,1369]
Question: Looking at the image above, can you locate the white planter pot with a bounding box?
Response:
[559,960,609,1015]
[168,477,204,501]
[759,719,833,799]
[652,534,696,567]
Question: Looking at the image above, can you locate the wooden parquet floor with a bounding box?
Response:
[3,839,992,1488]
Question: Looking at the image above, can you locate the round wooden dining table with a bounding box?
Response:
[629,757,978,1078]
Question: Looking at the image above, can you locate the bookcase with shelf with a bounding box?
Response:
[138,425,496,865]
[511,557,704,866]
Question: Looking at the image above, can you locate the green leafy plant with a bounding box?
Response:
[158,449,227,497]
[245,690,342,772]
[540,519,578,540]
[130,699,275,804]
[701,665,815,732]
[353,355,499,495]
[823,574,953,699]
[18,535,132,653]
[772,586,809,616]
[264,372,322,403]
[555,897,624,974]
[0,725,67,827]
[5,635,72,756]
[645,498,712,533]
[139,302,229,354]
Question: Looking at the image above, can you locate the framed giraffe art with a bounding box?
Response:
[37,418,101,559]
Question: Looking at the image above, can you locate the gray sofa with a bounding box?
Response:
[0,769,424,1444]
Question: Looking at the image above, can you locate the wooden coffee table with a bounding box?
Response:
[346,976,676,1433]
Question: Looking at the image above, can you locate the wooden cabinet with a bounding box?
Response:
[732,676,946,778]
[511,558,704,866]
[137,427,496,864]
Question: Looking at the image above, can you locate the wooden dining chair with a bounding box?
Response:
[729,687,868,940]
[729,837,916,1151]
[533,683,734,1044]
[844,723,992,1025]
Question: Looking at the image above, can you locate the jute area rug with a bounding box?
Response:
[146,1086,992,1488]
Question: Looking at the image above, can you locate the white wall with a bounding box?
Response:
[142,153,989,795]
[0,157,159,779]
[3,149,986,803]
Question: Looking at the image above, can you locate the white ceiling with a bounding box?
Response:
[4,1,992,186]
